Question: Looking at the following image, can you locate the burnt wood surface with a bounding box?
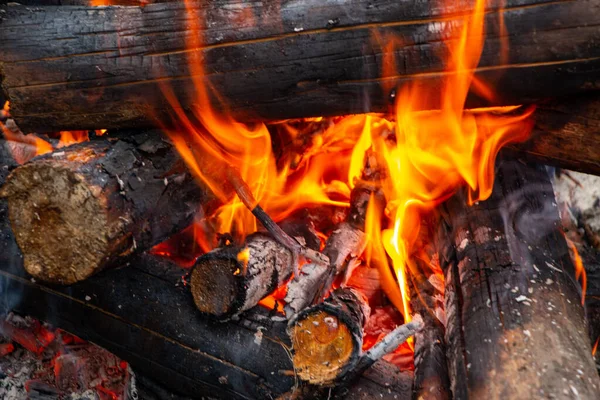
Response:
[0,132,211,284]
[0,229,412,399]
[409,268,450,400]
[508,92,600,176]
[438,157,600,398]
[0,0,599,132]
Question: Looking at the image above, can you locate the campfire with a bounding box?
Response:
[0,0,599,399]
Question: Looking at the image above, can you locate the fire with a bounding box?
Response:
[565,237,587,305]
[58,131,89,148]
[157,0,534,324]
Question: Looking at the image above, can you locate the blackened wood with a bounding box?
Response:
[190,222,320,319]
[289,288,370,386]
[0,236,412,399]
[438,158,600,399]
[409,268,450,400]
[0,132,210,284]
[1,0,599,132]
[508,93,600,176]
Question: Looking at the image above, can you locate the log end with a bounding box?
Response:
[290,310,355,385]
[190,255,239,318]
[1,162,110,284]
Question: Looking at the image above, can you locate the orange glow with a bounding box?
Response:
[565,237,587,305]
[593,337,599,356]
[58,131,89,148]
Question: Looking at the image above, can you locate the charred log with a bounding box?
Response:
[0,241,413,399]
[438,157,600,398]
[409,264,450,400]
[0,132,210,284]
[507,93,600,176]
[190,222,320,319]
[1,1,599,132]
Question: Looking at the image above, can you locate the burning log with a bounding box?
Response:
[438,157,600,398]
[284,168,380,317]
[1,1,599,132]
[507,92,600,176]
[409,263,450,400]
[190,221,321,319]
[0,132,210,284]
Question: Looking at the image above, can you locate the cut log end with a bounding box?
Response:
[190,255,238,317]
[291,310,355,385]
[1,162,112,284]
[289,288,370,386]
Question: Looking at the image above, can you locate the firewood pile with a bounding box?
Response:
[0,1,600,399]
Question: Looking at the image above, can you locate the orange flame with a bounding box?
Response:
[565,237,587,305]
[357,0,534,319]
[157,0,351,244]
[58,131,89,148]
[156,0,536,324]
[593,337,599,356]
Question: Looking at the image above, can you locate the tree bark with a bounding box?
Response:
[0,0,599,132]
[0,132,210,284]
[438,157,600,399]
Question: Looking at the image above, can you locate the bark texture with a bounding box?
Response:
[0,132,209,284]
[438,157,600,399]
[1,0,599,131]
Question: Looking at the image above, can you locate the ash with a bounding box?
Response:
[0,313,136,400]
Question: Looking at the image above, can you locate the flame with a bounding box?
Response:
[355,0,534,319]
[157,0,352,245]
[1,125,53,164]
[565,237,587,305]
[155,0,536,324]
[593,337,599,356]
[58,131,89,148]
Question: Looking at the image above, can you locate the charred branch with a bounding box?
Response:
[438,157,600,398]
[0,132,210,284]
[0,1,599,132]
[190,221,321,319]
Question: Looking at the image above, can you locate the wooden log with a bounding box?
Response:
[1,1,599,132]
[507,93,600,176]
[0,132,210,284]
[437,157,600,398]
[289,287,371,385]
[0,233,414,399]
[409,265,450,400]
[190,221,320,319]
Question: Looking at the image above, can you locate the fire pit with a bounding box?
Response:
[0,0,599,399]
